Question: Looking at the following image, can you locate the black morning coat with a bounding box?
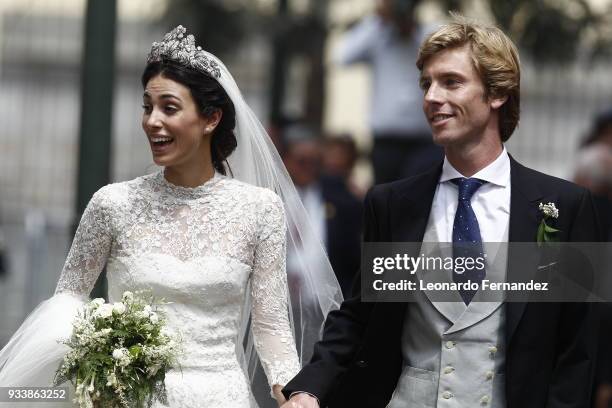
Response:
[283,156,603,408]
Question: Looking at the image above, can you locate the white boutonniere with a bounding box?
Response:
[537,202,560,245]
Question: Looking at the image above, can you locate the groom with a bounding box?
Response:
[282,16,601,408]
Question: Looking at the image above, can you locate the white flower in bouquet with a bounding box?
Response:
[122,291,134,302]
[98,328,112,336]
[94,304,113,319]
[87,298,105,311]
[112,302,126,315]
[112,348,131,367]
[106,372,117,387]
[54,290,182,408]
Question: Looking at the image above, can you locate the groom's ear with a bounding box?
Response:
[490,94,508,110]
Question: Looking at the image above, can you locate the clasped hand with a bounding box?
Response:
[279,393,320,408]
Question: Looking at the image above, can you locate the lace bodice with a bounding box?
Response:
[55,170,300,391]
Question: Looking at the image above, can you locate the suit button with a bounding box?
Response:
[443,366,454,374]
[485,371,494,380]
[356,360,368,368]
[445,341,455,350]
[488,346,498,355]
[442,391,452,399]
[480,395,490,405]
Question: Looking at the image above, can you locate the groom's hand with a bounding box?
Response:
[281,393,320,408]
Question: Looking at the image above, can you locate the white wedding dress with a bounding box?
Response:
[1,170,300,407]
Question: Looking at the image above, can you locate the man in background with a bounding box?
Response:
[575,109,612,408]
[337,0,443,183]
[283,124,363,298]
[322,135,365,198]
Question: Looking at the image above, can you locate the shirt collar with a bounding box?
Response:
[439,147,510,187]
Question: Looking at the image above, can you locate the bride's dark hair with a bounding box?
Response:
[141,59,237,175]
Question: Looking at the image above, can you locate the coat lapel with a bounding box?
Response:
[445,239,509,334]
[420,233,466,324]
[505,157,546,343]
[390,164,470,324]
[384,165,443,326]
[390,164,442,243]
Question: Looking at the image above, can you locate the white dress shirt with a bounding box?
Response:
[428,148,511,244]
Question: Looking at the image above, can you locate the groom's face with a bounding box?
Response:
[420,45,497,148]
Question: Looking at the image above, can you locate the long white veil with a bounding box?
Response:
[0,293,85,407]
[211,49,343,388]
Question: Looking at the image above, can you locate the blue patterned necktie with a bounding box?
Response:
[452,177,486,304]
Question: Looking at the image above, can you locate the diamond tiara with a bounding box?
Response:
[146,25,221,79]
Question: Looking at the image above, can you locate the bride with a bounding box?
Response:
[0,26,342,407]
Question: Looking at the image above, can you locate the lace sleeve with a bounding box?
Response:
[251,191,300,389]
[55,187,113,296]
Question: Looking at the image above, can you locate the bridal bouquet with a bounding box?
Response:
[54,291,182,408]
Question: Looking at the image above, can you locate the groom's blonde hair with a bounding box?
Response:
[416,14,520,142]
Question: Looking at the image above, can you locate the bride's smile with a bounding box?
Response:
[142,75,219,173]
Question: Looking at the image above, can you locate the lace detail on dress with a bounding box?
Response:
[252,192,300,386]
[54,170,300,402]
[55,187,114,296]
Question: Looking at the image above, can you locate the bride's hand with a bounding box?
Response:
[273,384,287,406]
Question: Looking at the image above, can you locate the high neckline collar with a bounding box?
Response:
[152,169,224,199]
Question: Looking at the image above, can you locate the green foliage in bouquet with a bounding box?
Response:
[54,291,182,408]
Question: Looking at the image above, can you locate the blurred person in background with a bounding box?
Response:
[283,124,363,298]
[336,0,443,184]
[0,26,343,407]
[322,134,365,198]
[574,145,612,240]
[582,109,612,148]
[576,109,612,408]
[321,135,357,181]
